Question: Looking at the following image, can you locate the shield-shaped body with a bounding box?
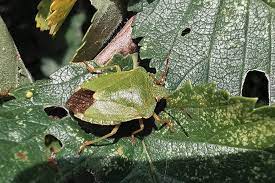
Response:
[67,67,168,125]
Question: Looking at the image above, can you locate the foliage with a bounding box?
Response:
[0,0,275,182]
[1,77,275,182]
[132,0,275,104]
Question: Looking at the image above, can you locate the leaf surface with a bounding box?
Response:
[164,82,275,150]
[3,70,275,182]
[0,17,32,96]
[132,0,275,103]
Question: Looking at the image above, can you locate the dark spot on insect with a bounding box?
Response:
[0,89,12,97]
[44,106,68,119]
[15,151,28,161]
[45,134,62,153]
[66,89,95,114]
[242,70,269,106]
[181,28,191,36]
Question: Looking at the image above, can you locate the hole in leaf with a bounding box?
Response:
[0,96,15,105]
[181,28,191,36]
[45,134,63,153]
[242,70,269,106]
[44,106,68,119]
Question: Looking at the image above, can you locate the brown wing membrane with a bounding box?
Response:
[66,89,95,114]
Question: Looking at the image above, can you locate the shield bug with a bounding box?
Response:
[66,54,172,154]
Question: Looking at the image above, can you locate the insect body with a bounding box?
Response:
[66,57,170,153]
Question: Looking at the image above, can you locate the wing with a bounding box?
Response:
[78,67,157,123]
[92,68,157,119]
[75,100,141,125]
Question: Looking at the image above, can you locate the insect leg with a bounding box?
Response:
[98,65,122,72]
[131,119,144,144]
[83,61,96,73]
[153,113,173,129]
[78,124,121,154]
[131,53,139,69]
[151,54,170,86]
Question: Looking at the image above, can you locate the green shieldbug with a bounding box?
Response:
[66,55,171,153]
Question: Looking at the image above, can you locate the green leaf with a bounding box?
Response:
[72,0,127,62]
[2,81,275,182]
[11,63,93,106]
[132,0,275,103]
[164,82,275,150]
[0,17,32,96]
[0,100,92,182]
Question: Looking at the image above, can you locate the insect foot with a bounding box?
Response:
[153,113,174,131]
[131,119,144,144]
[78,124,120,154]
[78,141,93,155]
